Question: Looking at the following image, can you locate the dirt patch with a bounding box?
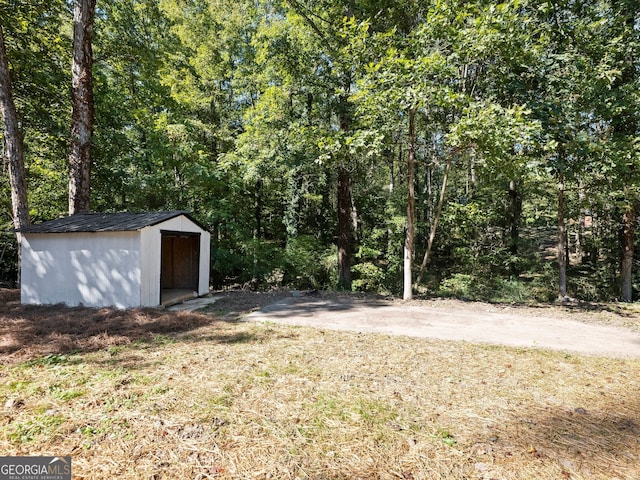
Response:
[204,289,295,318]
[398,296,640,331]
[209,288,640,332]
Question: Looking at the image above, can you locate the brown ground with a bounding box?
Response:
[209,288,640,331]
[209,289,640,329]
[2,287,639,365]
[0,289,216,364]
[3,289,640,479]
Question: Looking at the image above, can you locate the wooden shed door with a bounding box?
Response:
[161,232,200,291]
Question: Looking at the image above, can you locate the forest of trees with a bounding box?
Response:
[1,0,639,302]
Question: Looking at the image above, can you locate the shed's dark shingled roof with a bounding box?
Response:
[16,211,204,234]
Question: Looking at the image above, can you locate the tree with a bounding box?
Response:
[533,0,640,301]
[3,0,638,301]
[0,24,30,230]
[90,0,180,212]
[353,0,540,298]
[283,0,359,290]
[604,1,639,302]
[0,0,71,224]
[69,0,96,215]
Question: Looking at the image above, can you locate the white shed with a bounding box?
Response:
[17,211,211,309]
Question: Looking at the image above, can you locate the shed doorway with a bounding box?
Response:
[160,231,201,305]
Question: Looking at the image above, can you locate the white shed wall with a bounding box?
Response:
[199,231,211,295]
[21,232,142,309]
[139,215,210,306]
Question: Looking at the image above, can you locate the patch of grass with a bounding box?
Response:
[23,353,79,367]
[5,380,38,394]
[48,385,84,401]
[439,274,538,303]
[8,414,66,443]
[132,334,177,348]
[435,428,456,447]
[1,317,640,479]
[76,416,131,439]
[107,346,122,356]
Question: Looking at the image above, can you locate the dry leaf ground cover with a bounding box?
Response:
[1,289,640,479]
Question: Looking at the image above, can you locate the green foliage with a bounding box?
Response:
[438,272,556,304]
[283,236,331,289]
[438,274,478,300]
[352,262,385,292]
[2,0,639,302]
[8,414,65,443]
[23,353,76,367]
[436,428,456,447]
[0,0,70,223]
[238,239,285,288]
[0,234,18,287]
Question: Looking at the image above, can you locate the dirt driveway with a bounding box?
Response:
[3,287,639,362]
[243,293,640,358]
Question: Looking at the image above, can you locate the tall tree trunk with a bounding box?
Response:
[0,25,30,287]
[620,202,635,302]
[403,109,416,300]
[337,163,352,290]
[283,5,357,290]
[0,25,30,230]
[416,155,452,286]
[387,154,395,257]
[336,90,354,291]
[469,150,477,196]
[68,0,96,215]
[508,178,522,256]
[576,179,585,264]
[254,179,263,240]
[614,7,637,302]
[285,173,301,238]
[557,172,567,299]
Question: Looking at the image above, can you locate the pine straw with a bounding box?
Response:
[0,289,218,362]
[1,292,640,479]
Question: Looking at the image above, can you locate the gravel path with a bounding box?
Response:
[244,295,640,358]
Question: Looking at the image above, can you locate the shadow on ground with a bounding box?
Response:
[0,289,257,364]
[477,399,640,479]
[252,295,391,318]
